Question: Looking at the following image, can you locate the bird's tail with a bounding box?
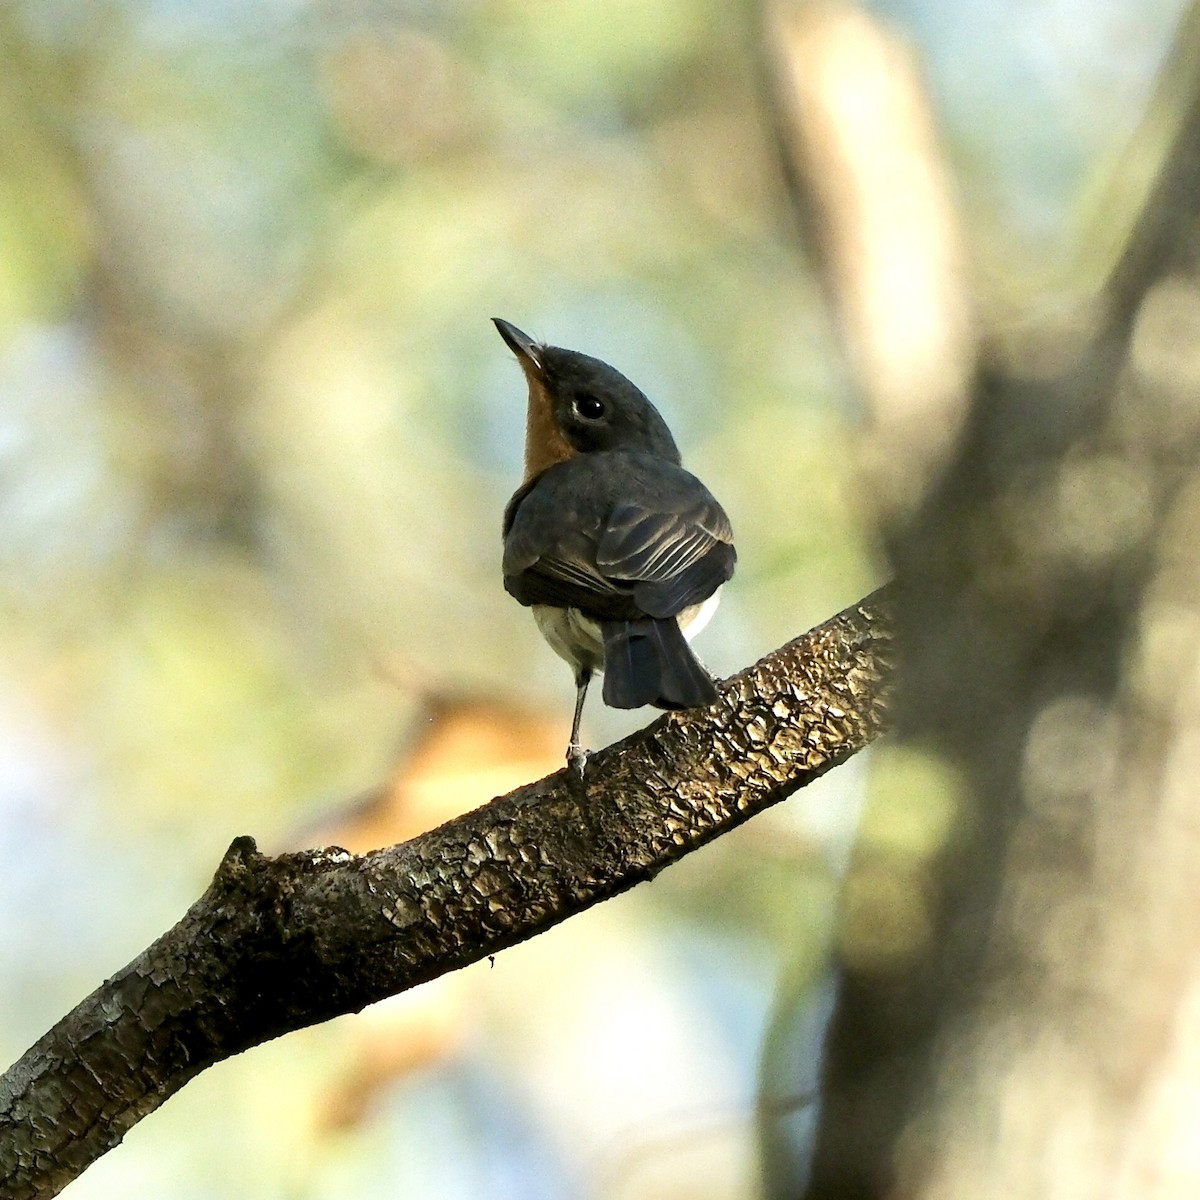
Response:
[600,618,718,711]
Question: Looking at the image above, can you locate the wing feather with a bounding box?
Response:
[503,454,735,622]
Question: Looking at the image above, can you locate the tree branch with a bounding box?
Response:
[0,586,894,1199]
[1100,1,1200,330]
[762,0,976,516]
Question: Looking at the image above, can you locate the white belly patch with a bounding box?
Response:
[532,588,722,675]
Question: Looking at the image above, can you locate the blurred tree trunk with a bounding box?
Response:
[766,2,1200,1197]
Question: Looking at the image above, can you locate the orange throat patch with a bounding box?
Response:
[523,374,575,482]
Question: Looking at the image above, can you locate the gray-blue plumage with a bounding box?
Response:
[495,318,735,764]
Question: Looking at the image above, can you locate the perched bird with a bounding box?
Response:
[495,318,736,772]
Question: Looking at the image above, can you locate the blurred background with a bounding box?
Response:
[0,0,1189,1197]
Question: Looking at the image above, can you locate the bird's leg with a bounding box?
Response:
[567,667,592,777]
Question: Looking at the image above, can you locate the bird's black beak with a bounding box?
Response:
[493,317,545,380]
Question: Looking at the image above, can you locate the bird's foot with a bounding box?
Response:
[566,742,590,778]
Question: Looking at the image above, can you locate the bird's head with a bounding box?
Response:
[493,318,681,480]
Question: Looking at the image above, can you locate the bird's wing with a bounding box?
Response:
[596,492,735,619]
[503,551,642,618]
[503,457,735,621]
[503,479,639,618]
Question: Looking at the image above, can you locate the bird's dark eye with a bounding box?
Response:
[574,393,606,421]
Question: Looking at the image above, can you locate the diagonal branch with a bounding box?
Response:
[0,586,894,1199]
[1099,1,1200,330]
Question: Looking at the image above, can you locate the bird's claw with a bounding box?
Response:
[566,743,589,778]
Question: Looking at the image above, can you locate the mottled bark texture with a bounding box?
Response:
[0,587,894,1200]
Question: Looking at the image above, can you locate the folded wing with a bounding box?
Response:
[596,498,734,618]
[503,453,735,621]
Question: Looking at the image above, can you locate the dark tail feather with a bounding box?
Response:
[600,618,718,711]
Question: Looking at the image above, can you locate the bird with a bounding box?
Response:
[495,317,736,773]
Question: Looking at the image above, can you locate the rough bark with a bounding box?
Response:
[0,586,894,1200]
